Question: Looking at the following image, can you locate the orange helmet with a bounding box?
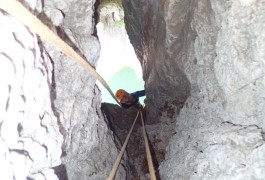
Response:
[115,89,125,101]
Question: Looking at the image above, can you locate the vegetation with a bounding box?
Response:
[114,16,125,28]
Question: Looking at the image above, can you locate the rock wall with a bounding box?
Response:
[122,0,265,179]
[0,0,126,179]
[122,0,191,121]
[0,3,62,179]
[2,0,265,179]
[101,103,141,179]
[102,103,171,179]
[42,0,126,179]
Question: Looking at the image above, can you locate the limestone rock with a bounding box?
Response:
[0,0,126,179]
[101,102,178,179]
[122,0,191,121]
[122,0,265,179]
[2,0,265,179]
[42,0,126,179]
[0,7,62,179]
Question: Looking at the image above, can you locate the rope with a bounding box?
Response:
[108,111,139,180]
[0,0,120,105]
[140,111,156,180]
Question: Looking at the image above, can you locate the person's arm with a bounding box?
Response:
[121,90,145,109]
[131,90,145,99]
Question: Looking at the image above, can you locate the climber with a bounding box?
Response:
[115,89,145,109]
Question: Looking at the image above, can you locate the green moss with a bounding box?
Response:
[114,16,124,28]
[99,0,124,29]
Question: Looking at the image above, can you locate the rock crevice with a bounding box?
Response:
[1,0,265,179]
[121,0,265,179]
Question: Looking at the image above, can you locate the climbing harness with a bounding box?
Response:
[108,109,156,180]
[0,0,120,105]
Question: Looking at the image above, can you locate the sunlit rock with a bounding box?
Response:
[0,7,62,179]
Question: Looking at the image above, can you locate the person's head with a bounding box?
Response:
[115,89,125,101]
[115,89,134,104]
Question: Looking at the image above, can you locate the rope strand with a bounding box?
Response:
[108,111,139,180]
[140,111,156,180]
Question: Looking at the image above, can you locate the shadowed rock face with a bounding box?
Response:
[101,102,183,179]
[101,103,158,179]
[122,0,191,121]
[122,0,265,179]
[101,103,142,179]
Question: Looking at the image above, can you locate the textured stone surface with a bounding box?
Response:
[122,0,191,121]
[122,0,265,179]
[0,6,63,180]
[101,102,178,179]
[2,0,265,179]
[0,0,126,179]
[212,0,265,129]
[42,0,126,179]
[101,103,139,179]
